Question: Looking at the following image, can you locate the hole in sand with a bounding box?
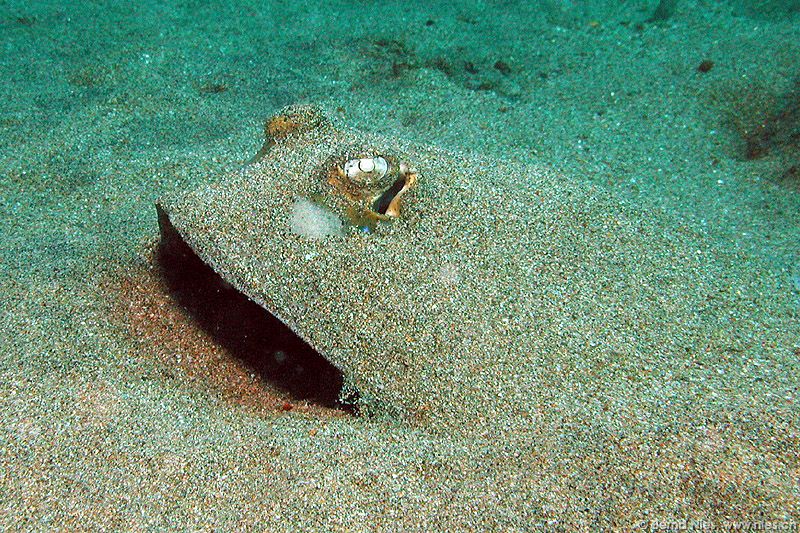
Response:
[157,209,353,411]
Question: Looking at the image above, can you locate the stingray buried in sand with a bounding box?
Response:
[157,105,775,433]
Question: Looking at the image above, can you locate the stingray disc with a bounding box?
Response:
[157,104,733,427]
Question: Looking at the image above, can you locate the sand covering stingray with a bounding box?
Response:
[157,105,760,431]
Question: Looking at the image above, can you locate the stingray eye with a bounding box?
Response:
[343,157,389,183]
[327,154,418,229]
[358,158,374,172]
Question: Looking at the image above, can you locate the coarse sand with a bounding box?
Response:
[1,0,798,529]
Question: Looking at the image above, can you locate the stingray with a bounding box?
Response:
[156,105,779,432]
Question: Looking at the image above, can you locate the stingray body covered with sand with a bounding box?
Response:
[157,105,793,440]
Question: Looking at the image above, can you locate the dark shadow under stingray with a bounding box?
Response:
[156,206,352,410]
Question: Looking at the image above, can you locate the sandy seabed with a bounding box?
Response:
[1,0,798,529]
